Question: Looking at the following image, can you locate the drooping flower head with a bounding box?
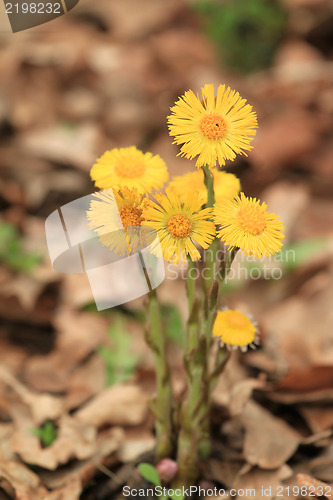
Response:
[213,193,284,259]
[169,169,241,205]
[213,309,259,352]
[90,146,168,194]
[167,84,258,168]
[87,187,146,256]
[142,188,215,264]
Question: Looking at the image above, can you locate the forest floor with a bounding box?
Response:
[0,0,333,498]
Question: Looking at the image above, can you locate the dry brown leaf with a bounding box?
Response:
[268,388,333,404]
[233,465,293,500]
[65,355,106,411]
[24,310,108,392]
[0,460,47,500]
[41,478,82,500]
[0,464,81,500]
[18,124,98,171]
[262,183,310,242]
[75,384,148,427]
[300,406,333,433]
[301,429,333,446]
[277,365,333,392]
[297,473,333,498]
[12,416,97,470]
[0,367,62,425]
[0,423,15,462]
[38,427,124,490]
[299,451,333,483]
[206,458,244,489]
[212,355,249,408]
[1,274,45,311]
[117,430,155,463]
[250,111,321,170]
[229,377,267,417]
[241,401,301,469]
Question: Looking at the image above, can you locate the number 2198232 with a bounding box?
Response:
[5,3,61,14]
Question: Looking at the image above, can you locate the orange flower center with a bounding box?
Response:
[199,113,227,140]
[120,207,143,228]
[237,206,267,235]
[114,160,146,178]
[227,311,249,328]
[167,214,192,239]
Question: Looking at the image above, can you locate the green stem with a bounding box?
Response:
[197,249,238,459]
[174,166,239,482]
[202,164,215,208]
[215,247,239,286]
[174,259,205,487]
[210,348,230,393]
[145,289,174,460]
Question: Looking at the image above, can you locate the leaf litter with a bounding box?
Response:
[1,0,333,497]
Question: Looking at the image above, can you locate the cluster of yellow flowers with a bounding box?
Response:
[88,84,284,266]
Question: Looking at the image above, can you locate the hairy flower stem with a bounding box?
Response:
[145,289,174,460]
[197,249,238,459]
[175,167,238,484]
[174,259,206,487]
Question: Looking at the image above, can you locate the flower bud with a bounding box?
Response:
[156,458,179,483]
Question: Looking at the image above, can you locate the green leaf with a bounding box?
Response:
[137,463,161,487]
[98,317,139,386]
[170,494,184,500]
[193,0,286,73]
[30,422,58,447]
[0,222,41,272]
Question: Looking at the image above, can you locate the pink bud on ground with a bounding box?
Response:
[156,458,179,483]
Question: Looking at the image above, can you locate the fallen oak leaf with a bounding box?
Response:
[0,367,62,425]
[241,401,301,469]
[232,465,293,500]
[229,376,267,417]
[12,416,123,471]
[0,460,48,499]
[40,478,82,500]
[75,384,148,427]
[38,427,124,490]
[24,310,108,393]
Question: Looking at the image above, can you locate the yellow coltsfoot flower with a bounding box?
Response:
[142,188,216,264]
[167,84,258,168]
[87,187,146,256]
[213,309,259,352]
[90,146,168,194]
[169,169,241,205]
[213,192,284,259]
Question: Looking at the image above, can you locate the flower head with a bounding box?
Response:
[167,84,258,168]
[213,309,259,352]
[90,146,168,194]
[213,192,284,258]
[87,187,146,255]
[169,169,241,205]
[142,188,215,264]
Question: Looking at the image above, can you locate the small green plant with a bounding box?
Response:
[138,463,162,487]
[0,222,41,272]
[138,463,183,500]
[194,0,286,73]
[98,317,140,386]
[30,421,58,447]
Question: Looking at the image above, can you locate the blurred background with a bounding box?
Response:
[0,0,333,499]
